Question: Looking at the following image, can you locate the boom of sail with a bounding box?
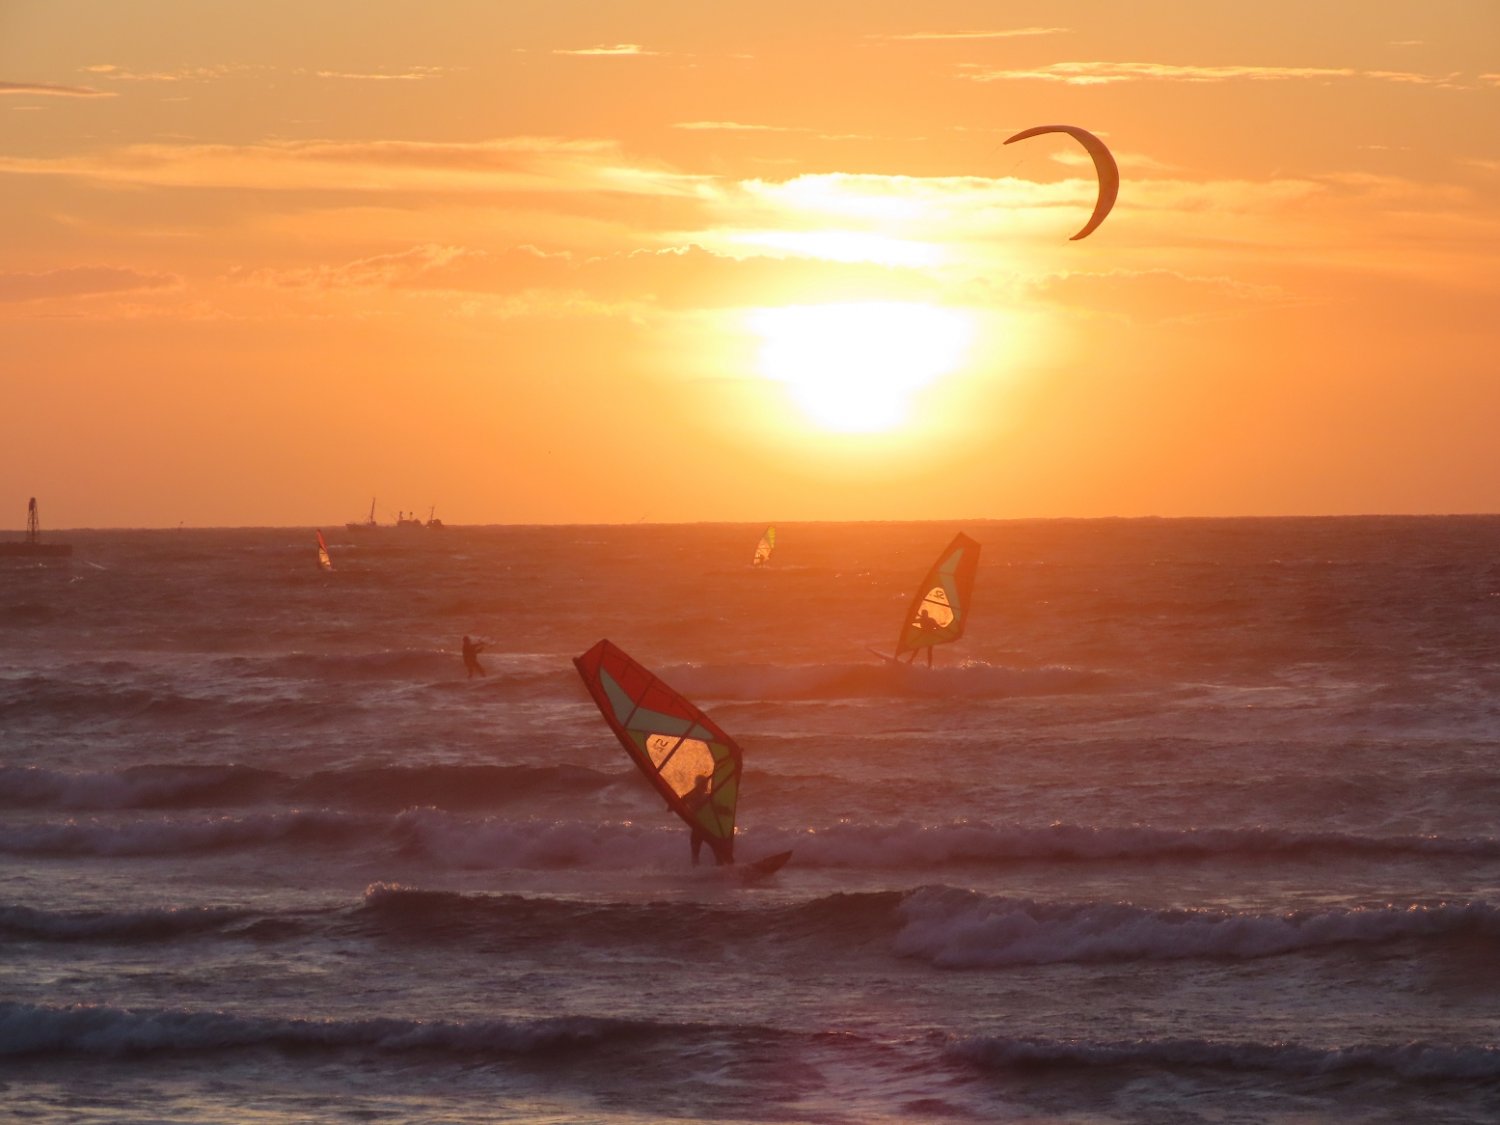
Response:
[893,533,980,661]
[573,639,741,864]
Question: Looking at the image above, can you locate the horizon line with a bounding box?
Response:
[18,511,1500,534]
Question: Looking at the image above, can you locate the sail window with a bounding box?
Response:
[645,734,717,797]
[917,586,955,628]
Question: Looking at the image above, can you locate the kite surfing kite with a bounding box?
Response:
[1004,124,1119,240]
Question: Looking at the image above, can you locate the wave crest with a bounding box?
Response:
[951,1033,1500,1081]
[897,887,1500,967]
[0,1001,679,1058]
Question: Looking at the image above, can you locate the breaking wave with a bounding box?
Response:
[895,887,1500,967]
[0,903,267,942]
[0,1001,688,1059]
[6,806,1498,870]
[668,659,1116,701]
[350,882,902,951]
[0,763,617,812]
[0,765,284,810]
[7,883,1495,971]
[0,675,334,728]
[773,820,1500,866]
[949,1033,1500,1082]
[5,1000,1496,1086]
[0,810,376,857]
[240,649,459,681]
[354,884,1500,967]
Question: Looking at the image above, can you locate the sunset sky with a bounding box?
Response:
[2,0,1497,528]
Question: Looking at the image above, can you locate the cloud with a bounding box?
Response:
[0,80,114,98]
[553,44,657,57]
[686,168,1471,270]
[1029,268,1294,325]
[0,136,713,199]
[0,266,177,302]
[674,120,810,133]
[233,244,482,290]
[80,64,242,83]
[225,238,936,320]
[875,28,1070,41]
[79,62,454,85]
[312,67,452,82]
[1316,171,1471,205]
[960,60,1459,86]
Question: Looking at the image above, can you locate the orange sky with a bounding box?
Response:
[2,0,1497,528]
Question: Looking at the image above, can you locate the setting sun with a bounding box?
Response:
[747,301,974,433]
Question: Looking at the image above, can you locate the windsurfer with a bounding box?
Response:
[461,635,487,678]
[685,773,731,865]
[906,608,937,666]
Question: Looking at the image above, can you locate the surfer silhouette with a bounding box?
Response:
[906,608,937,667]
[685,773,730,865]
[461,635,487,678]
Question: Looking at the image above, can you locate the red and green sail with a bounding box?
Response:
[894,533,980,660]
[573,639,741,864]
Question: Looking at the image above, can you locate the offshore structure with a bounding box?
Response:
[0,498,72,558]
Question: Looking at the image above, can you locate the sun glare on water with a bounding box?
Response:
[748,301,974,433]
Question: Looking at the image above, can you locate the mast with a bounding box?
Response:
[26,498,39,545]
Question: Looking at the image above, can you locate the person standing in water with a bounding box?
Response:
[461,635,487,678]
[685,772,732,865]
[905,608,937,667]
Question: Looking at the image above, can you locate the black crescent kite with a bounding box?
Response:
[1004,124,1119,241]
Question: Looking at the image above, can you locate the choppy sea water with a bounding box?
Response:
[3,518,1499,1123]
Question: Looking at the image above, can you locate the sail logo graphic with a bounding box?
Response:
[645,733,716,797]
[918,586,955,629]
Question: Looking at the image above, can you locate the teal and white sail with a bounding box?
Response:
[893,533,979,660]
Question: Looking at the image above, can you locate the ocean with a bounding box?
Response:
[2,517,1498,1123]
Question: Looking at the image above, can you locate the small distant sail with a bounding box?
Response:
[894,533,980,661]
[573,639,741,864]
[316,530,333,572]
[753,526,776,566]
